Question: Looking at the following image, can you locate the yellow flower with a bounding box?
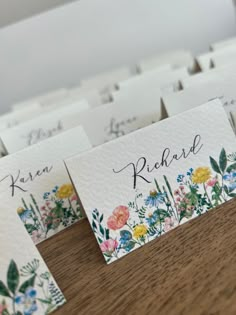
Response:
[192,167,211,184]
[133,224,148,239]
[56,184,74,199]
[17,207,24,215]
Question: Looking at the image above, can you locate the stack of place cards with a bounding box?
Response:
[0,126,91,244]
[65,100,236,263]
[0,101,89,154]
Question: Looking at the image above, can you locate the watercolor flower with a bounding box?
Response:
[192,167,211,184]
[133,224,148,239]
[164,217,176,232]
[107,206,129,230]
[100,239,118,255]
[206,177,218,187]
[31,230,45,243]
[17,207,31,221]
[223,171,236,191]
[56,183,74,199]
[146,211,159,226]
[15,287,37,315]
[0,302,7,314]
[144,190,166,207]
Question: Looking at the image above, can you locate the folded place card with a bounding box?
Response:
[181,63,236,89]
[0,194,65,314]
[81,67,132,102]
[162,76,236,121]
[65,100,236,264]
[1,100,89,154]
[211,49,236,68]
[0,126,91,245]
[137,50,194,72]
[210,37,236,51]
[117,67,188,93]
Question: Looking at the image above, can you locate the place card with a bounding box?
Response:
[117,67,188,93]
[137,50,194,72]
[0,202,66,314]
[210,36,236,51]
[162,76,236,121]
[211,49,236,68]
[1,100,89,154]
[65,100,236,263]
[81,67,132,102]
[0,126,91,245]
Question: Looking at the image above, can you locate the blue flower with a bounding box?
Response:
[187,168,193,176]
[43,192,50,200]
[119,230,132,245]
[17,208,32,221]
[52,186,59,193]
[145,190,166,208]
[223,171,236,191]
[177,174,184,183]
[146,211,159,226]
[15,287,38,315]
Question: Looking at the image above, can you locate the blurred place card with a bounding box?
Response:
[0,187,66,314]
[1,101,89,154]
[81,67,132,103]
[72,95,161,147]
[162,76,236,123]
[0,126,91,245]
[12,88,68,111]
[210,36,236,51]
[196,45,236,71]
[65,100,236,263]
[137,50,194,73]
[181,63,236,89]
[116,67,189,94]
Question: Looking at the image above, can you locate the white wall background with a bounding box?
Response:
[0,0,235,112]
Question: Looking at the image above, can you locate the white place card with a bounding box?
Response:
[65,100,236,263]
[1,100,89,154]
[0,126,91,245]
[210,36,236,51]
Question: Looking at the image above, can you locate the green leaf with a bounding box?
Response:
[19,275,36,294]
[209,156,221,174]
[0,281,10,297]
[228,193,236,198]
[97,237,103,244]
[92,220,97,231]
[2,309,10,315]
[7,260,19,294]
[224,185,229,195]
[37,298,52,304]
[163,175,173,198]
[105,228,110,240]
[100,214,104,223]
[99,225,105,236]
[154,179,162,193]
[226,163,236,173]
[219,148,227,173]
[16,312,23,315]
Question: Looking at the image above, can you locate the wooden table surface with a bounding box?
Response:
[38,199,236,315]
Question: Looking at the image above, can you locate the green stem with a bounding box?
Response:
[68,198,78,219]
[203,183,213,208]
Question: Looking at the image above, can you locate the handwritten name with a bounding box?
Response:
[105,117,137,139]
[0,165,53,196]
[24,120,63,145]
[113,134,203,189]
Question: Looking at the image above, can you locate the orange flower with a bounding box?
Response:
[107,206,129,230]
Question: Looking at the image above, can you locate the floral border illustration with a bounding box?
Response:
[17,183,83,244]
[91,148,236,263]
[0,259,65,315]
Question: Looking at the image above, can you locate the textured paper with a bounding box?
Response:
[137,50,194,72]
[65,100,236,263]
[162,77,236,121]
[210,37,236,51]
[211,50,236,68]
[0,193,66,313]
[0,126,91,245]
[1,100,89,154]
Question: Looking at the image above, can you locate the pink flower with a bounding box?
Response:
[31,230,44,243]
[176,197,181,202]
[107,206,129,230]
[207,178,218,187]
[71,194,78,202]
[164,217,176,232]
[0,304,7,314]
[100,239,118,254]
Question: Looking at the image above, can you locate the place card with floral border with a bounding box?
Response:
[0,126,91,244]
[65,100,236,263]
[0,101,89,154]
[0,195,66,314]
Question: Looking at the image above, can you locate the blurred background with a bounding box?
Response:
[0,0,235,112]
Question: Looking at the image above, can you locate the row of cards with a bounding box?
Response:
[1,36,236,314]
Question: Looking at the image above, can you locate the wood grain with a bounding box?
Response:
[38,199,236,315]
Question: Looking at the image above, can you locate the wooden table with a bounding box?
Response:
[38,199,236,315]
